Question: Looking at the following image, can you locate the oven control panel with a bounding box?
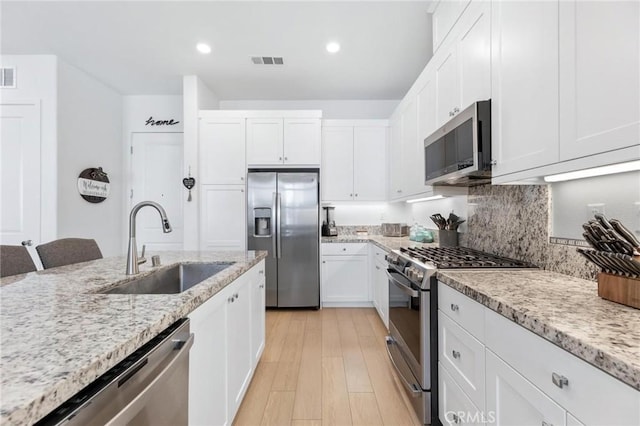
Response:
[406,265,425,282]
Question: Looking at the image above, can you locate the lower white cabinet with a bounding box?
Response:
[439,363,485,426]
[188,260,266,426]
[321,243,369,306]
[486,349,565,426]
[200,185,246,251]
[373,260,388,328]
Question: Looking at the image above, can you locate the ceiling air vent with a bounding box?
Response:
[251,56,284,65]
[0,68,16,88]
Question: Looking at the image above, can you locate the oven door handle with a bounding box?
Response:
[104,333,195,426]
[386,270,419,298]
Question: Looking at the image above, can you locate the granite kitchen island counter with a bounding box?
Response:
[0,250,267,426]
[437,269,640,391]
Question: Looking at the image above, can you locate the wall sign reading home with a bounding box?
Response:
[77,167,110,203]
[145,116,180,126]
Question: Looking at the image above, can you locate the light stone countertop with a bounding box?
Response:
[323,235,640,391]
[0,250,267,426]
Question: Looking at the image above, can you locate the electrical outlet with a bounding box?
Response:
[586,203,605,220]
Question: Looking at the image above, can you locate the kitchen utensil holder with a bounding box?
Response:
[438,230,458,247]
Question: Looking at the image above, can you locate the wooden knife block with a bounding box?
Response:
[598,272,640,309]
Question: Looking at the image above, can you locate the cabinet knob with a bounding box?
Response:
[453,107,460,113]
[342,248,347,251]
[322,260,326,264]
[450,303,459,312]
[240,176,244,181]
[241,189,244,192]
[259,270,264,275]
[490,159,497,166]
[376,265,380,270]
[452,413,461,424]
[551,372,568,389]
[279,157,283,161]
[452,350,461,359]
[449,111,454,117]
[396,189,402,193]
[21,240,33,246]
[284,157,288,161]
[354,193,358,197]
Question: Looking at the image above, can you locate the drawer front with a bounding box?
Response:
[485,309,640,425]
[370,243,389,262]
[438,282,485,341]
[439,311,486,409]
[439,363,485,426]
[322,243,368,256]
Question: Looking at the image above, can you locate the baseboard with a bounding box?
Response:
[321,301,374,308]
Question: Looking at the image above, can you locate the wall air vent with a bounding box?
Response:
[251,56,284,65]
[0,68,16,88]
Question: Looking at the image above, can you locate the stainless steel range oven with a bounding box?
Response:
[385,247,537,425]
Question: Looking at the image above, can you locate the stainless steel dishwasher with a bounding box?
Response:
[36,318,194,426]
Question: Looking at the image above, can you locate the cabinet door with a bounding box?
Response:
[375,261,388,329]
[227,276,253,420]
[559,0,640,161]
[251,263,266,364]
[283,118,321,165]
[389,114,404,199]
[433,0,472,51]
[439,363,484,426]
[199,117,246,185]
[353,126,387,201]
[246,118,284,165]
[400,98,422,196]
[321,255,369,303]
[200,185,246,251]
[417,72,438,146]
[321,126,354,201]
[457,0,491,111]
[486,350,565,426]
[435,48,459,128]
[189,286,228,426]
[491,1,559,177]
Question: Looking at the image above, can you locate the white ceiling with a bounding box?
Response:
[1,1,434,100]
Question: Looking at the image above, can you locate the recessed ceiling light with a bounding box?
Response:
[326,42,340,53]
[196,43,211,54]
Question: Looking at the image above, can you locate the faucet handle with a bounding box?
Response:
[137,244,147,265]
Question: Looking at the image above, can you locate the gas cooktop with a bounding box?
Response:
[395,246,537,270]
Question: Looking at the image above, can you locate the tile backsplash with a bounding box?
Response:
[461,184,598,280]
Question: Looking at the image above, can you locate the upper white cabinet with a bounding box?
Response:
[199,117,246,185]
[400,97,422,196]
[246,117,321,166]
[200,185,246,251]
[559,0,640,161]
[457,1,491,112]
[322,120,387,202]
[490,0,560,178]
[389,113,405,199]
[435,48,459,127]
[417,69,438,146]
[432,0,473,52]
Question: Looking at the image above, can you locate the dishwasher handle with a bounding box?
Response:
[104,333,194,426]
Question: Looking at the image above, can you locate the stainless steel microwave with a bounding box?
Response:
[424,100,491,186]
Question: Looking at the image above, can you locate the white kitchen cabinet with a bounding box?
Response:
[199,117,246,185]
[247,117,321,166]
[251,266,266,364]
[188,282,229,426]
[284,118,321,165]
[559,0,640,161]
[432,0,472,52]
[321,243,369,306]
[486,349,566,426]
[369,244,389,329]
[321,121,387,202]
[389,113,405,199]
[400,98,422,197]
[200,185,246,251]
[226,273,253,418]
[188,261,266,426]
[417,70,438,151]
[321,126,354,201]
[439,364,484,426]
[491,0,560,178]
[435,48,459,127]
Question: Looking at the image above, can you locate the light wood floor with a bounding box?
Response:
[234,308,422,426]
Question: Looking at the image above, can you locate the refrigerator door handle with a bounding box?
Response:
[272,192,278,258]
[276,192,282,259]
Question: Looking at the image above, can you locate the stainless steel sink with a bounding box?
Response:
[102,262,235,294]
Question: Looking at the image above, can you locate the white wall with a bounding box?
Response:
[57,59,124,256]
[0,55,58,244]
[219,100,399,119]
[183,75,220,250]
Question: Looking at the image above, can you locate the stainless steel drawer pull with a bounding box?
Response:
[452,413,460,424]
[452,350,461,359]
[551,372,568,388]
[450,303,459,312]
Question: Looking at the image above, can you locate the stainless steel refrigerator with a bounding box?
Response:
[247,170,320,308]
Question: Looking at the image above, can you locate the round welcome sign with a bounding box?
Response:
[77,167,110,203]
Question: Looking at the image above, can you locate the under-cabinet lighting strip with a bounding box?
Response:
[544,160,640,183]
[405,195,446,204]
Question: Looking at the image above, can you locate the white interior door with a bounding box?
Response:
[0,102,41,261]
[131,132,184,251]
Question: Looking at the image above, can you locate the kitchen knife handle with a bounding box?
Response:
[610,219,640,248]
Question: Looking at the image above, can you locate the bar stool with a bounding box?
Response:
[0,245,37,277]
[36,238,103,269]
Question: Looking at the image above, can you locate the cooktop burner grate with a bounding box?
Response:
[398,246,537,269]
